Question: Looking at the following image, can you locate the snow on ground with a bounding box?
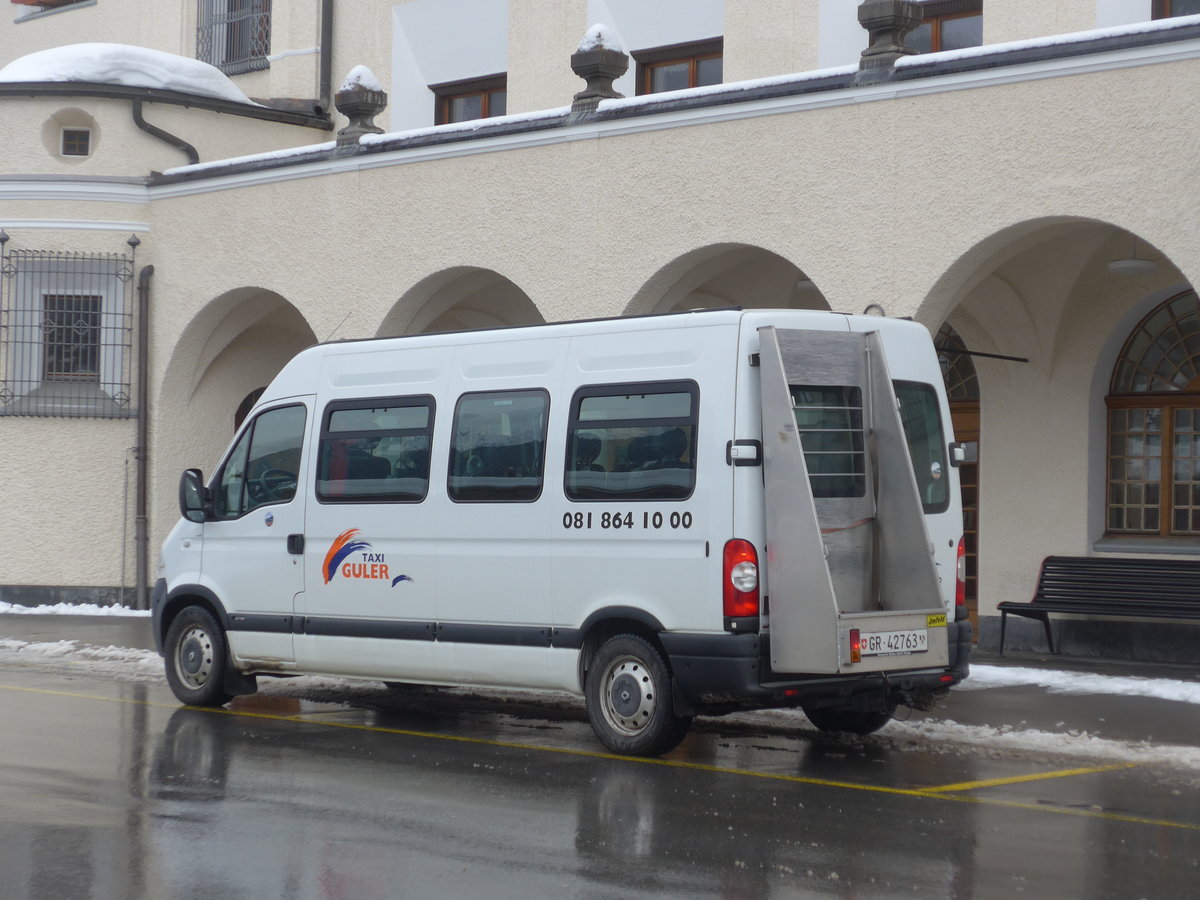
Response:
[2,632,1198,774]
[0,601,149,617]
[0,43,259,105]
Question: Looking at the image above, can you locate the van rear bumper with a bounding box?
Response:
[662,619,971,713]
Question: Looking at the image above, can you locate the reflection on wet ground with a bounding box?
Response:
[0,665,1196,899]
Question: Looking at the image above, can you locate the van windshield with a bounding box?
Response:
[894,380,949,514]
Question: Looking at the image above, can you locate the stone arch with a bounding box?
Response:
[153,288,317,547]
[377,267,544,337]
[625,244,830,316]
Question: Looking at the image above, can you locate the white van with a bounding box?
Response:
[154,308,971,756]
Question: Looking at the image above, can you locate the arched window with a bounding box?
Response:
[1107,291,1200,536]
[935,323,980,401]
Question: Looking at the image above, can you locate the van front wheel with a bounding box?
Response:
[585,634,691,757]
[164,606,233,707]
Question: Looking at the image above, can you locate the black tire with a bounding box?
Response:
[584,634,691,757]
[163,606,233,707]
[803,701,896,735]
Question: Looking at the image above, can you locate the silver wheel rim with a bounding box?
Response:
[174,623,215,691]
[599,653,657,737]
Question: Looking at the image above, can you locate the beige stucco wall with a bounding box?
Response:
[985,0,1099,44]
[724,0,820,82]
[2,3,1197,621]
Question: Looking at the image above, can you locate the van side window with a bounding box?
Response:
[317,396,434,503]
[893,380,950,513]
[448,390,549,502]
[214,404,307,518]
[790,386,866,499]
[565,381,698,501]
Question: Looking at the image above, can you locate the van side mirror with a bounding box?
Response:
[179,468,209,523]
[949,443,967,468]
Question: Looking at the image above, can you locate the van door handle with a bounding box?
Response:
[287,534,305,555]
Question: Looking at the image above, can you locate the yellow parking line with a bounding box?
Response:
[1,680,1197,832]
[924,763,1136,793]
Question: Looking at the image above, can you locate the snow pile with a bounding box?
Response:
[957,664,1200,706]
[577,24,624,54]
[339,64,384,93]
[0,601,149,617]
[0,43,259,105]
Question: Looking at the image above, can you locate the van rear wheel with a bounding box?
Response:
[164,606,233,707]
[803,701,896,735]
[585,634,691,757]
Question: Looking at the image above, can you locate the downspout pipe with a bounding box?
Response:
[319,0,334,116]
[135,265,154,610]
[132,99,199,166]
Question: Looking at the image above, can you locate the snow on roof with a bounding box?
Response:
[0,42,259,106]
[896,12,1200,68]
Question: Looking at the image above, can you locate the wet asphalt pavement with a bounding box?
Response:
[1,615,1198,899]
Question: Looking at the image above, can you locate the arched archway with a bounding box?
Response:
[154,288,317,549]
[626,244,830,316]
[377,267,543,337]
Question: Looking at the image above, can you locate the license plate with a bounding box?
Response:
[861,629,927,656]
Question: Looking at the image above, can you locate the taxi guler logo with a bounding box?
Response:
[322,528,413,587]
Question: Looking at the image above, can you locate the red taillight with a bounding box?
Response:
[723,539,759,618]
[955,536,967,614]
[849,628,862,663]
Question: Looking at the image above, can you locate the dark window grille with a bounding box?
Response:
[61,129,90,156]
[196,0,272,76]
[0,245,138,419]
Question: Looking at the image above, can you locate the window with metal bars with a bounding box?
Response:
[0,244,138,418]
[196,0,272,76]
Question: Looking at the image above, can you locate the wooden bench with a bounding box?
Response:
[997,555,1200,654]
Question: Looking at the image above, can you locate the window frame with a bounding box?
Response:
[60,128,91,158]
[316,395,436,505]
[632,38,723,96]
[447,388,549,504]
[564,379,699,503]
[1105,290,1200,538]
[213,403,307,520]
[1153,0,1200,18]
[910,0,983,54]
[41,293,101,382]
[195,0,272,76]
[430,74,508,125]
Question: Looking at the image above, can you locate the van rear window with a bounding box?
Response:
[790,385,866,499]
[317,396,434,503]
[894,380,950,514]
[565,381,698,501]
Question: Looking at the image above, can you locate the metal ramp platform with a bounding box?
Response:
[757,326,949,674]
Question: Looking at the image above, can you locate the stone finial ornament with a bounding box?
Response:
[856,0,924,83]
[570,24,629,116]
[335,65,388,146]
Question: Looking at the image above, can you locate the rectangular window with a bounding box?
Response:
[317,396,434,503]
[894,380,950,514]
[448,390,548,502]
[42,295,100,382]
[791,385,865,499]
[216,404,306,518]
[565,381,698,501]
[633,38,723,96]
[908,1,983,54]
[196,0,271,76]
[60,129,90,157]
[1154,0,1200,17]
[431,74,507,125]
[0,246,137,419]
[1107,407,1164,534]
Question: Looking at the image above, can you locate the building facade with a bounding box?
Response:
[2,0,1199,660]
